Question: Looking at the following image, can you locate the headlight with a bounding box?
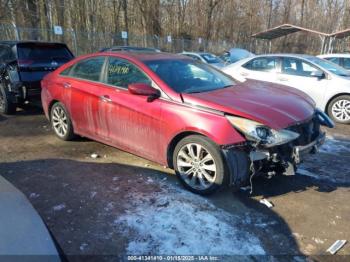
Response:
[226,115,300,147]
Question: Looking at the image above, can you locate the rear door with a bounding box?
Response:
[59,56,107,138]
[278,57,328,107]
[240,56,280,82]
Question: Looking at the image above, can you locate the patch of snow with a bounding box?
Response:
[53,203,66,211]
[320,137,350,155]
[104,202,114,212]
[146,177,154,184]
[29,192,40,199]
[297,168,338,183]
[297,169,320,180]
[80,243,88,251]
[110,186,119,192]
[90,191,97,199]
[254,221,278,228]
[114,185,265,255]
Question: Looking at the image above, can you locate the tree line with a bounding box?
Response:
[0,0,349,54]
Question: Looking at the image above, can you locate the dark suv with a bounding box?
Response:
[0,41,74,114]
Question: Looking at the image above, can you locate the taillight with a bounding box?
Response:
[18,59,34,66]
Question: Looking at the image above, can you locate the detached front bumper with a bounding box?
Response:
[223,111,333,187]
[292,131,325,164]
[249,130,326,165]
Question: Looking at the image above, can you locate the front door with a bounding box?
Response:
[278,57,328,108]
[98,56,163,160]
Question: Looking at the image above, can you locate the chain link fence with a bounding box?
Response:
[0,23,238,56]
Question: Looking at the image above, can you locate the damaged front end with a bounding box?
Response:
[222,109,334,189]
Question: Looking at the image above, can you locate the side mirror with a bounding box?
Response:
[128,83,160,102]
[310,70,325,79]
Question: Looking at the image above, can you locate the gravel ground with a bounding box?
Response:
[0,106,350,261]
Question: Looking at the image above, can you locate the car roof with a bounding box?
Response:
[101,51,188,61]
[252,53,316,59]
[0,40,67,46]
[228,53,321,68]
[101,46,160,52]
[0,41,67,48]
[182,51,212,55]
[318,53,350,58]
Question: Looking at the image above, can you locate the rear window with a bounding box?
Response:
[17,44,73,63]
[200,53,222,64]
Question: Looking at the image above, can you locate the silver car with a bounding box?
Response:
[318,53,350,71]
[180,52,225,69]
[223,54,350,124]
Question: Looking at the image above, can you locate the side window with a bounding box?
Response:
[70,57,105,81]
[0,45,14,63]
[325,57,340,65]
[300,61,319,76]
[186,54,201,61]
[105,57,151,88]
[343,58,350,70]
[60,65,73,76]
[282,58,319,77]
[0,45,5,63]
[243,57,277,72]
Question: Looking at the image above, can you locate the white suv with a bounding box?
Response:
[223,54,350,124]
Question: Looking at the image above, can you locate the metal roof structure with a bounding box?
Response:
[329,28,350,39]
[252,24,328,40]
[251,24,350,54]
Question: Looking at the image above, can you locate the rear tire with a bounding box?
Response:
[327,95,350,124]
[0,81,16,114]
[50,102,75,141]
[173,135,227,195]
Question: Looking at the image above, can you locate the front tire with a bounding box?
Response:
[0,81,16,114]
[50,102,75,141]
[327,95,350,124]
[173,135,227,195]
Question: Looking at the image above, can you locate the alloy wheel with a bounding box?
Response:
[52,106,68,137]
[176,143,217,190]
[332,99,350,121]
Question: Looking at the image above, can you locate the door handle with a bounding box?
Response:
[240,72,249,76]
[278,77,289,82]
[63,82,71,88]
[100,95,112,103]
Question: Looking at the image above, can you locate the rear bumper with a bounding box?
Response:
[8,81,41,103]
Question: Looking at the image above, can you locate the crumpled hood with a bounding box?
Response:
[181,79,316,130]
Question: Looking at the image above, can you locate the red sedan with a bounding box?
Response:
[41,52,333,194]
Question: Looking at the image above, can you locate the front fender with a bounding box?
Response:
[160,100,246,166]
